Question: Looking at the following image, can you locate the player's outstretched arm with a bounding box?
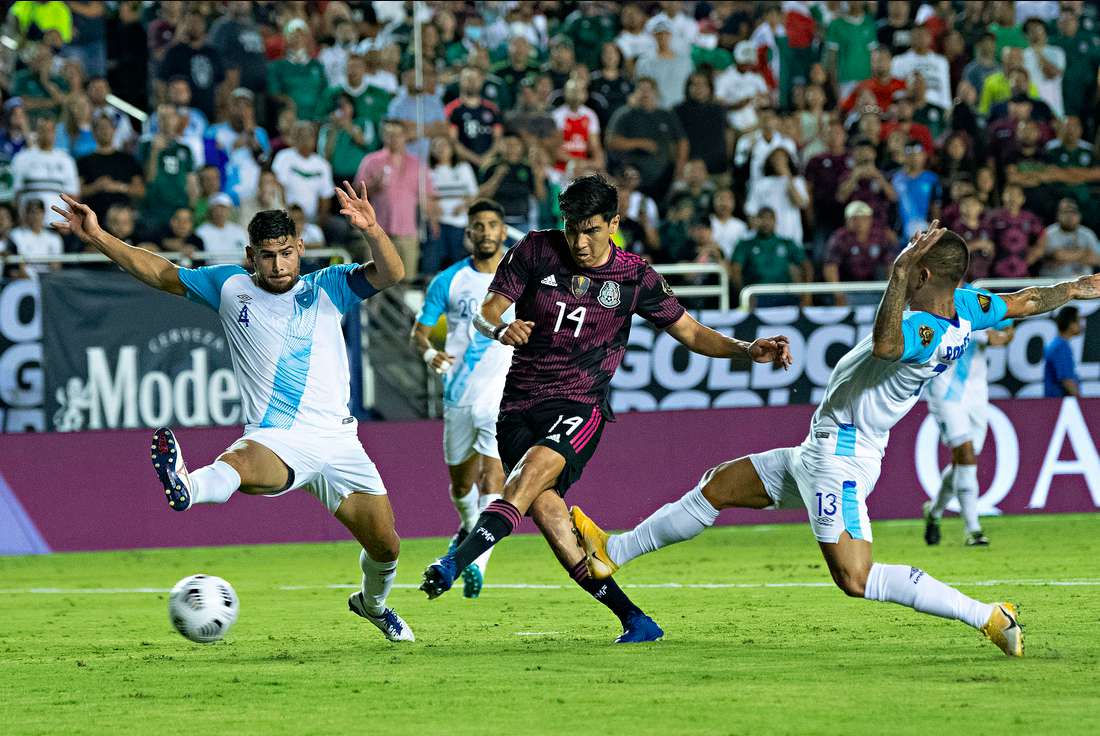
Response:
[872,221,946,361]
[335,180,405,289]
[665,312,792,368]
[51,194,185,296]
[474,292,534,346]
[1001,273,1100,318]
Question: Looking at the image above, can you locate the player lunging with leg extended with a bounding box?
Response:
[411,199,512,598]
[573,222,1100,655]
[53,184,416,642]
[923,295,1014,547]
[419,175,792,642]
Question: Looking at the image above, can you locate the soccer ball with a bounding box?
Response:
[168,574,239,643]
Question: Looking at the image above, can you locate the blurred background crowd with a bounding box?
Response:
[0,0,1098,304]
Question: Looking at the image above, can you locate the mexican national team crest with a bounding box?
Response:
[571,275,591,298]
[597,280,621,308]
[919,324,934,346]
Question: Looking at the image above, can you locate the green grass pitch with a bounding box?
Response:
[3,513,1099,735]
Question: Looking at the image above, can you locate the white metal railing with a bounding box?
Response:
[2,247,353,268]
[739,277,1069,311]
[654,262,729,311]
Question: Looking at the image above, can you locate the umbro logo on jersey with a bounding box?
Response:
[540,274,558,287]
[236,294,252,303]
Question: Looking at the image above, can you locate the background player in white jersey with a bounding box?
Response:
[572,223,1100,656]
[411,199,512,598]
[51,185,416,643]
[923,295,1014,547]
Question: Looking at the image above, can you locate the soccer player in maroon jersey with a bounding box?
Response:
[420,174,792,642]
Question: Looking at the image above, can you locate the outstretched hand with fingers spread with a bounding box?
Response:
[50,194,104,244]
[335,180,377,231]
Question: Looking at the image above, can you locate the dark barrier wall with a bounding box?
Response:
[2,398,1098,553]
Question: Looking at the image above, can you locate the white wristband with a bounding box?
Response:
[422,348,439,365]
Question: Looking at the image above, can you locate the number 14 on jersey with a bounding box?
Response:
[553,301,586,337]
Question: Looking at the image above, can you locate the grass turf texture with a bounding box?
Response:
[3,513,1099,735]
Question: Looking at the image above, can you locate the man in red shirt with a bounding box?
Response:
[841,47,907,114]
[880,90,934,154]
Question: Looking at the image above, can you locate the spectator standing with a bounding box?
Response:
[989,1,1029,57]
[10,45,68,123]
[271,121,333,224]
[288,203,325,249]
[423,136,478,274]
[1033,199,1100,278]
[387,66,447,162]
[590,43,634,129]
[268,19,328,122]
[355,119,434,281]
[318,17,362,87]
[492,36,540,113]
[1022,18,1066,119]
[890,25,952,111]
[238,170,286,227]
[11,116,78,227]
[709,188,748,262]
[823,200,896,304]
[542,36,577,96]
[157,13,226,122]
[551,80,605,173]
[66,2,107,78]
[674,72,730,181]
[445,67,502,169]
[322,54,393,129]
[876,0,913,55]
[159,207,203,258]
[825,1,877,98]
[891,141,941,239]
[55,94,96,159]
[842,48,907,114]
[836,137,897,229]
[952,194,996,280]
[634,19,693,109]
[9,199,62,275]
[1044,306,1082,397]
[643,1,698,58]
[745,148,810,247]
[208,1,268,103]
[106,0,148,109]
[143,78,208,167]
[804,120,852,248]
[140,105,197,232]
[207,88,270,203]
[476,133,545,235]
[86,77,135,153]
[615,3,655,69]
[318,92,378,187]
[607,78,687,202]
[560,2,621,72]
[77,114,143,220]
[1051,8,1100,134]
[979,47,1037,117]
[987,183,1044,277]
[963,33,1000,96]
[733,106,797,185]
[1045,116,1100,224]
[714,41,771,134]
[731,207,808,306]
[195,192,247,264]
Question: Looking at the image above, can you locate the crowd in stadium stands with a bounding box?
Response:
[0,1,1099,303]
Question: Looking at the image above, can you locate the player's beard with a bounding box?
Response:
[257,272,299,294]
[471,238,501,261]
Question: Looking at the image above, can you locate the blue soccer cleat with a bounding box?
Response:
[462,562,484,599]
[446,528,468,557]
[151,427,192,511]
[348,592,415,642]
[615,612,664,644]
[420,556,457,599]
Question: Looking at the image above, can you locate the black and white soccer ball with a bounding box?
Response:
[168,574,239,643]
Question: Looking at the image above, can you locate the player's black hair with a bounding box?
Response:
[921,230,970,285]
[1057,306,1080,333]
[558,174,618,225]
[247,210,296,248]
[467,198,504,220]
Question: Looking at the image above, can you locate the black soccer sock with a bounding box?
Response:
[569,559,642,625]
[451,499,521,571]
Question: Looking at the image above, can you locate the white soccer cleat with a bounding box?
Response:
[348,592,415,642]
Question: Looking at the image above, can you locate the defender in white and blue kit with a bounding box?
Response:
[571,223,1100,656]
[411,199,513,598]
[51,185,415,642]
[923,287,1014,547]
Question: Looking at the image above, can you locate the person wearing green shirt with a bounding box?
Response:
[825,1,877,96]
[268,19,328,121]
[321,55,392,125]
[10,45,69,123]
[989,2,1028,58]
[731,207,807,307]
[1045,115,1100,225]
[560,3,619,71]
[491,36,540,112]
[1050,9,1100,126]
[140,105,196,231]
[318,92,379,182]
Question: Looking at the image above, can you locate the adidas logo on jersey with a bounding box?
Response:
[540,274,558,287]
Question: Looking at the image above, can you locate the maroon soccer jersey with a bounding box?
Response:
[489,230,685,418]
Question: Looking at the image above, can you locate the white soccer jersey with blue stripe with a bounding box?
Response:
[925,287,1013,409]
[417,257,513,410]
[808,288,1009,459]
[178,264,377,430]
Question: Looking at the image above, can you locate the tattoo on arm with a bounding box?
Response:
[1003,281,1074,318]
[871,272,910,361]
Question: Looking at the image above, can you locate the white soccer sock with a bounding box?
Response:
[954,464,982,533]
[929,465,955,519]
[187,461,241,505]
[606,484,720,567]
[472,493,501,572]
[451,485,480,532]
[359,550,397,616]
[864,562,993,630]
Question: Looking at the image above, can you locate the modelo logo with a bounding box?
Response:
[52,329,241,431]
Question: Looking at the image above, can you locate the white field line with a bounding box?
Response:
[3,579,1100,595]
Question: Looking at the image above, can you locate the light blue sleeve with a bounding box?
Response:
[955,288,1009,331]
[900,313,942,364]
[416,261,463,326]
[307,264,379,315]
[177,265,246,310]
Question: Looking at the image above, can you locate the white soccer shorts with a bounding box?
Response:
[749,443,880,544]
[929,396,989,454]
[238,419,387,514]
[442,403,501,466]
